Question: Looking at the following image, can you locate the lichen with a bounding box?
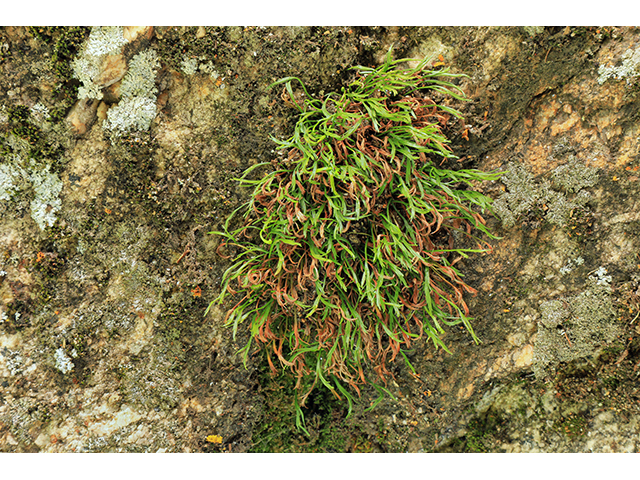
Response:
[29,163,63,230]
[592,266,612,286]
[54,347,75,374]
[598,47,640,85]
[72,27,129,100]
[0,160,26,201]
[533,268,621,379]
[103,96,157,134]
[104,49,160,135]
[179,55,222,84]
[559,256,584,276]
[180,56,199,75]
[0,151,63,230]
[118,49,160,99]
[1,347,24,376]
[73,55,104,99]
[523,26,545,37]
[83,26,128,57]
[493,157,598,229]
[29,103,50,124]
[545,189,590,226]
[492,163,547,228]
[551,156,599,193]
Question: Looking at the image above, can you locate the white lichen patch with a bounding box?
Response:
[179,56,224,85]
[73,27,130,100]
[29,164,63,230]
[118,49,160,99]
[0,348,23,376]
[180,56,199,75]
[73,55,104,99]
[29,102,50,125]
[560,256,584,275]
[0,160,26,201]
[592,266,612,286]
[104,49,160,135]
[1,152,63,230]
[104,96,157,134]
[54,348,74,374]
[598,47,640,85]
[84,26,129,57]
[523,26,545,37]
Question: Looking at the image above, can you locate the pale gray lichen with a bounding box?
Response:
[539,299,570,329]
[0,160,26,201]
[551,156,599,193]
[29,164,63,230]
[84,26,128,57]
[523,26,545,37]
[1,348,24,376]
[119,49,160,99]
[559,256,584,276]
[1,152,63,230]
[592,266,612,286]
[104,49,160,135]
[54,347,75,374]
[104,96,157,134]
[545,189,591,226]
[533,270,621,379]
[493,157,598,229]
[598,47,640,85]
[73,55,104,99]
[492,163,543,228]
[180,56,222,84]
[72,27,129,100]
[30,102,50,123]
[180,56,199,75]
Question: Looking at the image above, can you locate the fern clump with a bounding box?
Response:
[208,52,500,424]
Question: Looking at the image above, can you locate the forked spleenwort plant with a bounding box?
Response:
[207,50,501,433]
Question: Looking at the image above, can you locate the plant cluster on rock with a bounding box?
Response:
[209,51,500,426]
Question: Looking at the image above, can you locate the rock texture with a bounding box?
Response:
[1,26,640,452]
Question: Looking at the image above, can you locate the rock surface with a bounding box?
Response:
[1,26,640,452]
